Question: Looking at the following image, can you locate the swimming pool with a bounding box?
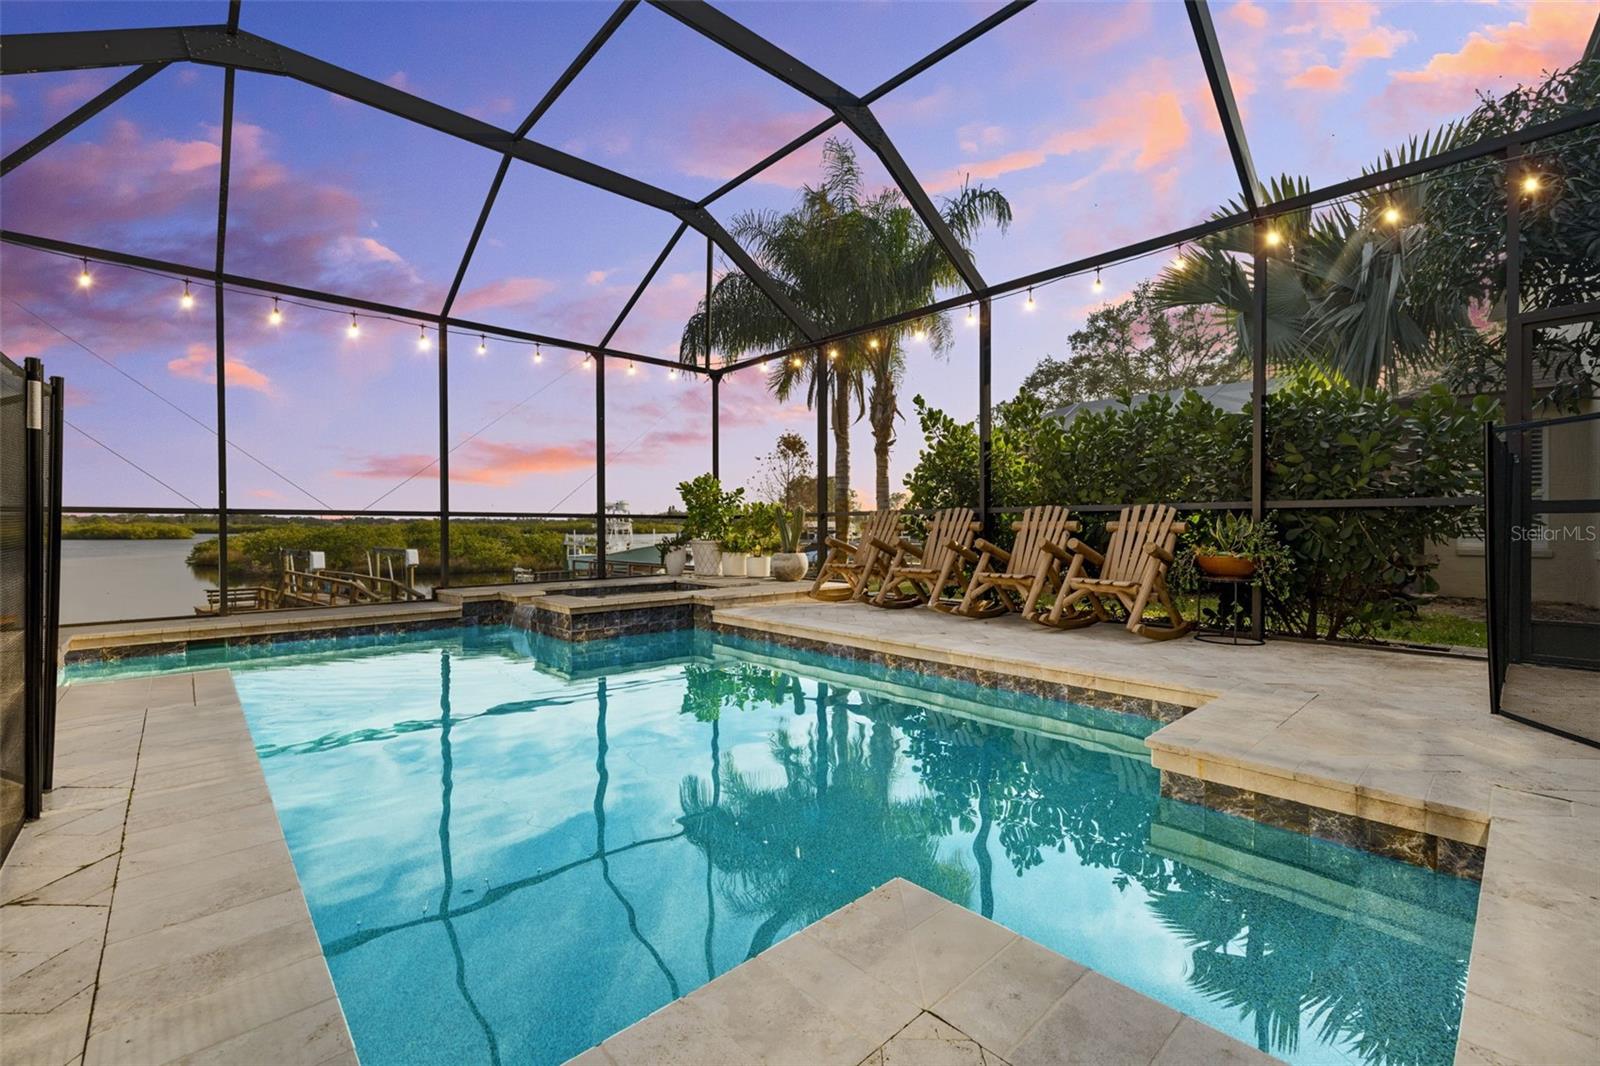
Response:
[68,626,1478,1065]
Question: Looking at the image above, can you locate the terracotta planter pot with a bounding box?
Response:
[662,548,687,577]
[747,554,771,578]
[770,552,807,582]
[1196,553,1256,579]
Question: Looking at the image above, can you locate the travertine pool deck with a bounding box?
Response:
[712,601,1600,1065]
[571,879,1278,1066]
[1,671,354,1066]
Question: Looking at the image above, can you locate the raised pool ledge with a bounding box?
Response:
[570,878,1280,1066]
[709,599,1600,1065]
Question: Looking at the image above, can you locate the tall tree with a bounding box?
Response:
[1016,281,1245,408]
[681,139,1010,511]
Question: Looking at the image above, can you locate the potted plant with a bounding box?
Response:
[1193,513,1280,578]
[742,503,781,578]
[770,505,808,582]
[720,519,751,577]
[1172,513,1291,635]
[656,529,691,577]
[677,474,743,577]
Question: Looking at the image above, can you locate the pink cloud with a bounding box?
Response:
[452,440,594,485]
[1388,2,1594,109]
[454,276,559,315]
[670,102,829,187]
[44,73,116,114]
[1227,0,1268,31]
[1282,1,1412,92]
[167,341,274,394]
[334,452,439,482]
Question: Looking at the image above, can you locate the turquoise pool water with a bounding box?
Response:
[69,626,1478,1065]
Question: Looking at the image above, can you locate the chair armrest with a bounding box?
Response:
[951,543,981,564]
[1066,520,1082,532]
[1067,538,1105,566]
[868,536,905,557]
[973,539,1012,564]
[825,536,857,555]
[1144,542,1175,564]
[1042,540,1072,561]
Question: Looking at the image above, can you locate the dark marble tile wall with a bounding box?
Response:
[1160,770,1485,880]
[707,621,1193,725]
[515,603,697,642]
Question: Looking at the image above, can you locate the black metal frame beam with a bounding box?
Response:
[656,0,985,292]
[1586,10,1600,63]
[714,105,1600,376]
[0,62,168,178]
[599,222,688,349]
[213,65,236,613]
[0,229,706,374]
[1186,0,1262,214]
[0,22,820,341]
[442,1,638,317]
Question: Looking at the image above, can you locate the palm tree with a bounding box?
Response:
[1151,128,1484,393]
[681,139,1010,510]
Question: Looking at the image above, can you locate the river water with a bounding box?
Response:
[60,537,217,624]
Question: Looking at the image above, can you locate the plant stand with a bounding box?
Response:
[1192,574,1265,646]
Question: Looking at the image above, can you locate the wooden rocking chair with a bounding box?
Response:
[1041,503,1193,640]
[954,505,1079,619]
[868,507,981,610]
[809,510,902,602]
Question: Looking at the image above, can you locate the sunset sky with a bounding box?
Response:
[1,0,1593,514]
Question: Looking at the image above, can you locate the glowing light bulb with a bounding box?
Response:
[1264,229,1282,248]
[668,367,679,379]
[179,280,195,310]
[827,347,838,360]
[790,355,803,368]
[77,259,92,289]
[533,344,543,364]
[582,355,594,370]
[268,299,282,326]
[347,314,360,339]
[1382,206,1401,225]
[966,305,976,326]
[1172,246,1188,270]
[868,337,879,351]
[627,361,637,376]
[1025,287,1036,311]
[1091,269,1103,294]
[1521,173,1541,194]
[417,325,431,351]
[912,327,926,342]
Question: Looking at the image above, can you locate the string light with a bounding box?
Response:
[417,324,431,351]
[1264,229,1282,248]
[1025,287,1036,310]
[668,367,679,379]
[1521,173,1541,194]
[179,280,195,310]
[582,354,594,370]
[1091,268,1103,294]
[268,298,282,326]
[1172,245,1188,270]
[790,354,804,368]
[533,343,543,364]
[627,361,637,376]
[827,347,839,360]
[77,258,92,289]
[476,334,487,355]
[912,326,926,342]
[867,337,879,350]
[966,305,976,326]
[347,314,360,339]
[1382,205,1402,225]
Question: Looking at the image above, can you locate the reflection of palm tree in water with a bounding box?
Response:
[679,679,973,961]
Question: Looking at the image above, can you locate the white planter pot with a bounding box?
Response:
[747,554,771,578]
[721,552,749,577]
[689,539,721,576]
[770,552,807,582]
[663,548,687,577]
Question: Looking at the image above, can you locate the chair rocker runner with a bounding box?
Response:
[809,510,902,602]
[955,505,1079,619]
[1041,503,1193,640]
[869,508,980,610]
